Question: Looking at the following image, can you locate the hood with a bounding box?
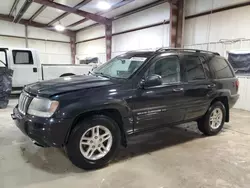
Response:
[25,75,117,97]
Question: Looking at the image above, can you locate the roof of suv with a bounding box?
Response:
[124,48,220,58]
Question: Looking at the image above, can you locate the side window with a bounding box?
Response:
[148,56,180,84]
[209,57,234,79]
[13,50,33,64]
[0,51,7,67]
[184,56,205,81]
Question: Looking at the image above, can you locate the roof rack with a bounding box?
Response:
[126,49,155,53]
[156,48,220,56]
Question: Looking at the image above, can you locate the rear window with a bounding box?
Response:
[184,56,206,81]
[209,57,234,79]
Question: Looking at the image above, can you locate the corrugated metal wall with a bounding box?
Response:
[0,20,71,64]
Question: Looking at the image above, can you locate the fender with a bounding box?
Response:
[61,99,134,146]
[55,97,134,131]
[212,89,231,101]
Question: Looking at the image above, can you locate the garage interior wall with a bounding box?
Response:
[76,2,170,63]
[184,0,250,111]
[0,20,71,64]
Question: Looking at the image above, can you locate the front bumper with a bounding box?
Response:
[12,106,72,147]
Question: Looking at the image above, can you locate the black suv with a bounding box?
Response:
[12,48,239,170]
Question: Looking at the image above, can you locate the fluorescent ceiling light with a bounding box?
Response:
[97,1,111,10]
[54,24,65,32]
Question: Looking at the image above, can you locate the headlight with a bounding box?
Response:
[27,97,59,118]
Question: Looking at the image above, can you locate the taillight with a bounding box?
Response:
[235,79,239,92]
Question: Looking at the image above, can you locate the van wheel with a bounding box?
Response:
[197,101,226,136]
[66,115,121,170]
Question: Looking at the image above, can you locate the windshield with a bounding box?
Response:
[93,56,147,79]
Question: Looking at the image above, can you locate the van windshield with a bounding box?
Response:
[93,56,147,79]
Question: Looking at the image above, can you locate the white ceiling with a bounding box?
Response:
[22,3,42,20]
[0,0,15,15]
[34,7,65,24]
[80,0,121,13]
[1,0,160,30]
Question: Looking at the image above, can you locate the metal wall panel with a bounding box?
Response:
[185,0,250,16]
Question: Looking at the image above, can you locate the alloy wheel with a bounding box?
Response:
[79,125,113,160]
[209,107,223,129]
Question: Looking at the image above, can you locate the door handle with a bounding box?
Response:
[173,88,184,92]
[33,68,37,72]
[207,84,216,88]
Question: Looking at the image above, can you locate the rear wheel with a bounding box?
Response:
[197,101,226,136]
[66,115,121,170]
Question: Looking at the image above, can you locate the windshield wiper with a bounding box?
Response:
[94,72,112,79]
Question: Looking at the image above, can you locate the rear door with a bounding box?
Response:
[9,50,39,88]
[209,57,237,95]
[181,55,215,120]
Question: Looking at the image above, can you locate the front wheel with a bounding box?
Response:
[66,115,121,170]
[197,101,226,136]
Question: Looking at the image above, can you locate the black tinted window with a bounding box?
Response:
[210,58,234,78]
[185,56,205,81]
[148,56,180,84]
[13,50,33,64]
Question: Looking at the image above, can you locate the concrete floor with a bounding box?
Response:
[1,99,250,188]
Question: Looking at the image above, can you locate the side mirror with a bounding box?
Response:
[141,74,162,88]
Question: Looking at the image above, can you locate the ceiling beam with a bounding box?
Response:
[47,0,92,26]
[67,0,134,28]
[14,0,33,23]
[0,13,74,37]
[33,0,111,25]
[9,0,20,17]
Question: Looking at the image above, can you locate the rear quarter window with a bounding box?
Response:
[209,57,234,79]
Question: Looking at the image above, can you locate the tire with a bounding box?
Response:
[197,101,226,136]
[66,115,121,170]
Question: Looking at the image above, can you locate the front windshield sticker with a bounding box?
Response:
[130,57,147,62]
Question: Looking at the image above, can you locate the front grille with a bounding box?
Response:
[18,92,32,115]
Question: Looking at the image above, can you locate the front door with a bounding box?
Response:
[133,55,186,132]
[9,50,39,88]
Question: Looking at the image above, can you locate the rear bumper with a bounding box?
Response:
[229,94,240,108]
[12,106,72,147]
